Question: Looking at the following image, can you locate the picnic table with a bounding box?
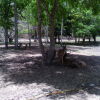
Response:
[18,42,31,49]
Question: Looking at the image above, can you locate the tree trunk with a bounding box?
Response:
[78,37,80,43]
[75,36,77,43]
[45,26,49,43]
[82,36,85,43]
[92,35,96,42]
[14,2,18,49]
[46,15,56,64]
[4,27,8,49]
[28,23,31,47]
[46,0,58,64]
[37,0,45,64]
[88,37,91,42]
[61,18,63,45]
[37,0,58,65]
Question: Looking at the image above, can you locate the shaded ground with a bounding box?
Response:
[0,45,100,100]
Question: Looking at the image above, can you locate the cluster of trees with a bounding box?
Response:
[35,0,100,64]
[70,9,100,43]
[0,0,100,64]
[0,0,30,48]
[61,9,100,43]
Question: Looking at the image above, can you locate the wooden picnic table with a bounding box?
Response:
[18,42,30,49]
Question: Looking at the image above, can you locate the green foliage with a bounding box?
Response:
[0,0,13,29]
[0,0,100,37]
[22,0,38,25]
[65,9,100,38]
[18,29,28,34]
[0,0,31,28]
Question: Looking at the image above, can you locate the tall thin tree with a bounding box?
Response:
[14,1,18,49]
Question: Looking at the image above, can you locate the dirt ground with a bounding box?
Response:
[0,44,100,100]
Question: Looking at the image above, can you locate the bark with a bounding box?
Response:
[37,0,45,64]
[58,35,61,43]
[37,0,58,65]
[78,37,80,43]
[14,2,18,49]
[46,0,58,64]
[75,37,77,43]
[3,2,9,49]
[45,26,49,43]
[61,18,63,44]
[46,15,56,64]
[82,36,85,43]
[88,37,91,42]
[92,35,96,42]
[28,23,31,47]
[4,27,8,49]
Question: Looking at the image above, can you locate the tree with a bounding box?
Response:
[36,0,59,64]
[36,0,100,64]
[0,0,30,48]
[0,0,13,48]
[13,1,19,49]
[90,15,100,42]
[13,0,31,49]
[71,9,100,43]
[1,0,99,63]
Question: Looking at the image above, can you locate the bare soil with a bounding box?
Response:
[0,45,100,100]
